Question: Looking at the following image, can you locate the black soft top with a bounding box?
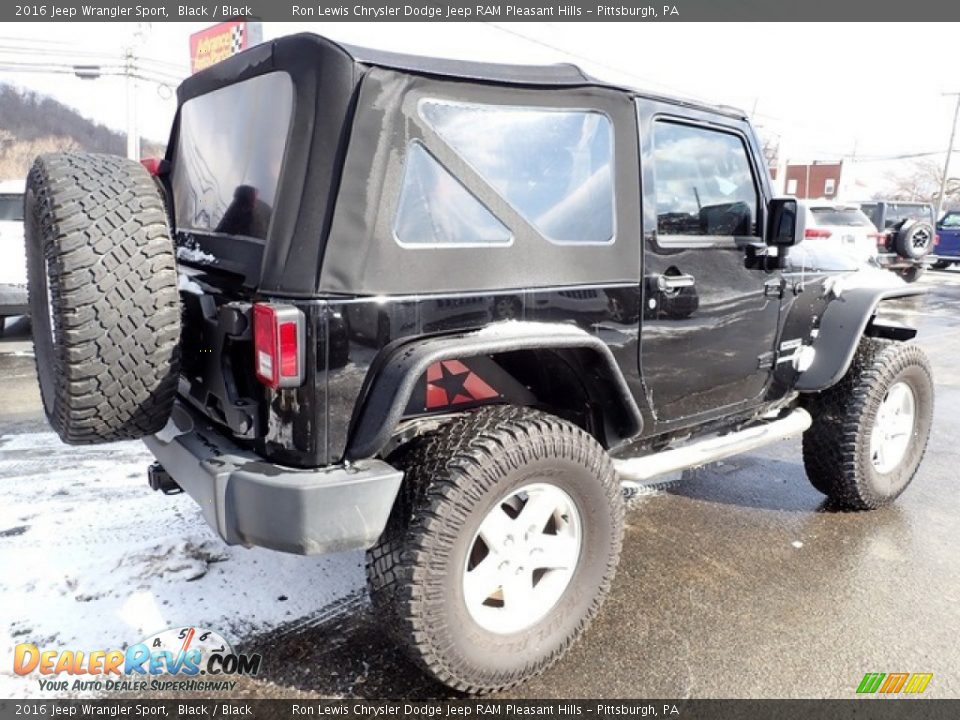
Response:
[342,41,593,87]
[177,32,745,119]
[169,33,747,296]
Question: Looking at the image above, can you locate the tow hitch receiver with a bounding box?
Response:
[147,463,183,495]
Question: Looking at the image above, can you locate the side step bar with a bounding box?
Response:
[614,408,812,482]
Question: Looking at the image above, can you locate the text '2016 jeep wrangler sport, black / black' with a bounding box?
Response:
[25,34,934,693]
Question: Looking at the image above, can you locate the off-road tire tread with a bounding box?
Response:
[802,338,933,509]
[26,152,181,443]
[366,405,623,694]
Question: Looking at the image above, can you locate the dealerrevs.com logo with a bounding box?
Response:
[856,672,933,695]
[14,626,262,693]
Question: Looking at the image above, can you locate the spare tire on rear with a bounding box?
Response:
[25,153,181,444]
[894,219,934,259]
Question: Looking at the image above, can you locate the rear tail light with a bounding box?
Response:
[253,303,305,389]
[804,228,832,239]
[935,234,941,246]
[871,232,887,248]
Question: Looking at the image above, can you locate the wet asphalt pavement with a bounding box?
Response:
[1,269,959,699]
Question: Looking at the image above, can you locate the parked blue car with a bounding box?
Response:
[935,211,960,268]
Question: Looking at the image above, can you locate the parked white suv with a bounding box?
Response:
[0,180,27,332]
[800,202,880,265]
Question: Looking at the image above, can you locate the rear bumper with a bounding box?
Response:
[0,283,28,316]
[143,401,403,555]
[876,253,932,269]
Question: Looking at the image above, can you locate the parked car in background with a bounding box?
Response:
[800,202,879,265]
[0,180,27,333]
[934,210,960,269]
[857,200,936,282]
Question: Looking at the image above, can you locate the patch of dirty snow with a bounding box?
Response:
[177,273,204,295]
[0,431,364,697]
[176,239,216,264]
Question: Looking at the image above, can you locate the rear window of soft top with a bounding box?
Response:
[171,72,293,242]
[882,203,934,228]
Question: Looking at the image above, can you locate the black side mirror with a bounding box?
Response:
[766,197,804,247]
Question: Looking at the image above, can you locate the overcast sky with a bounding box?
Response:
[1,22,957,192]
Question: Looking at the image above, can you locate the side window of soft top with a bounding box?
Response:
[394,99,616,248]
[651,120,759,245]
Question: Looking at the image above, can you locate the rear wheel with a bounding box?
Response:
[802,338,933,509]
[25,152,181,444]
[366,406,624,693]
[897,265,925,283]
[932,260,952,270]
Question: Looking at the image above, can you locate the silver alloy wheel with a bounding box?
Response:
[870,381,916,474]
[463,482,582,635]
[913,227,931,250]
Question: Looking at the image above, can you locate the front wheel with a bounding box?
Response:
[366,406,624,693]
[802,338,933,509]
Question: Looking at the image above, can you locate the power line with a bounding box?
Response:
[850,151,945,162]
[0,59,180,85]
[0,46,188,75]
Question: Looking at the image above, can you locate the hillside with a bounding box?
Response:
[0,84,164,181]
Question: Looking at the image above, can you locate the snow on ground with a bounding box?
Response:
[0,422,669,698]
[0,431,366,697]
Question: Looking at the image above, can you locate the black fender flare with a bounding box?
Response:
[344,322,643,460]
[794,283,925,393]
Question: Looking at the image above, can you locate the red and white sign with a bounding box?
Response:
[189,21,260,74]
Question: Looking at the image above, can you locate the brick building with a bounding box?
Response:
[781,161,844,200]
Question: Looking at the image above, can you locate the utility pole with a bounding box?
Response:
[936,92,960,220]
[124,23,152,161]
[124,46,138,160]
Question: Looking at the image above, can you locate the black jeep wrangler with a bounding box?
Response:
[25,34,934,693]
[858,200,937,282]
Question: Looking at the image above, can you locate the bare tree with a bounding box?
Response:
[882,159,960,209]
[0,84,165,180]
[756,128,780,171]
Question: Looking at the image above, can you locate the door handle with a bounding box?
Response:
[657,273,696,292]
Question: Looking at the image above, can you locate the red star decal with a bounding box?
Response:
[425,360,499,409]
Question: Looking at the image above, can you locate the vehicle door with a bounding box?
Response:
[636,100,782,426]
[937,211,960,259]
